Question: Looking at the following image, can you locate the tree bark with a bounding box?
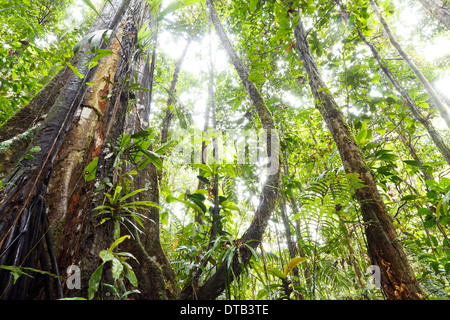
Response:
[369,0,450,129]
[0,66,71,180]
[334,0,450,166]
[418,0,450,30]
[0,0,145,300]
[293,12,424,299]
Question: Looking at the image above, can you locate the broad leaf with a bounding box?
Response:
[283,257,307,277]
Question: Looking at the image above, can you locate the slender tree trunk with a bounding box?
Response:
[369,0,450,129]
[160,39,191,145]
[391,117,435,183]
[293,12,424,299]
[418,0,450,30]
[196,19,215,224]
[179,0,280,300]
[334,0,450,166]
[279,196,303,299]
[278,124,311,296]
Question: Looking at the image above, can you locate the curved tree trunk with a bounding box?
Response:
[293,12,424,300]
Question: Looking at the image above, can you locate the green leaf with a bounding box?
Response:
[400,195,420,201]
[226,246,236,269]
[426,179,443,193]
[186,192,206,202]
[24,146,42,159]
[119,188,147,203]
[123,265,138,287]
[355,129,366,145]
[137,24,154,44]
[111,258,123,280]
[194,164,214,175]
[111,185,123,205]
[443,191,450,215]
[249,0,259,12]
[403,160,423,167]
[88,264,104,300]
[417,208,431,216]
[83,49,114,68]
[436,197,445,219]
[116,252,138,261]
[137,149,163,171]
[267,266,285,279]
[73,29,111,54]
[113,220,120,239]
[66,62,85,79]
[445,263,450,274]
[156,0,204,22]
[197,175,210,184]
[127,82,150,92]
[121,200,159,208]
[244,244,260,263]
[0,266,33,283]
[424,216,435,228]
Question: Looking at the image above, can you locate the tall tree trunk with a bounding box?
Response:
[160,39,191,145]
[0,0,172,300]
[293,12,424,299]
[196,19,215,224]
[50,0,141,300]
[179,0,280,300]
[369,0,450,129]
[418,0,450,30]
